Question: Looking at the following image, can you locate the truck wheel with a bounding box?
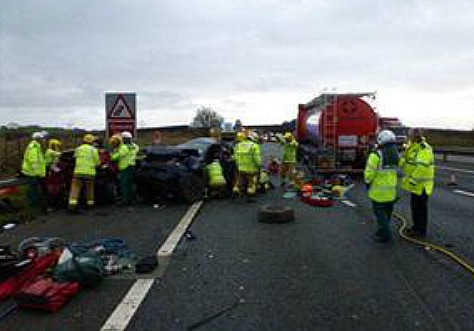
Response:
[179,175,205,204]
[258,204,295,223]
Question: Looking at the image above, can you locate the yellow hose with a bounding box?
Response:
[393,212,474,276]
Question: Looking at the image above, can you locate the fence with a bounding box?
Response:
[435,147,474,162]
[0,127,209,179]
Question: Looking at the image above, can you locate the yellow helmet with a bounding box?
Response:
[48,139,61,149]
[236,131,247,142]
[284,132,294,141]
[83,134,96,144]
[109,134,122,146]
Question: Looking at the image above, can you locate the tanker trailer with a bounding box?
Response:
[296,92,378,172]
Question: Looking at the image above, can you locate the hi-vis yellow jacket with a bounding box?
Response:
[364,151,398,203]
[400,140,435,196]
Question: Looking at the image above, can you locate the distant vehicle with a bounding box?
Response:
[136,137,227,203]
[378,117,408,148]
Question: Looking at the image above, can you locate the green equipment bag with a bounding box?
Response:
[53,248,104,288]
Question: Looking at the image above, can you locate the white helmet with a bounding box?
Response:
[32,132,44,140]
[377,130,396,145]
[248,131,259,142]
[121,131,132,139]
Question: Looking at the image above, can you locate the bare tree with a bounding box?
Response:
[191,106,223,128]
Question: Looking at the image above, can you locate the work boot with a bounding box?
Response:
[405,228,425,238]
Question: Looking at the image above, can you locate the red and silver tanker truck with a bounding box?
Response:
[296,92,406,172]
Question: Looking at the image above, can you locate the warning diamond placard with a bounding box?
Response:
[111,99,131,118]
[106,92,137,138]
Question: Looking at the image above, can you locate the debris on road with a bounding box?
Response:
[187,300,240,330]
[0,236,151,314]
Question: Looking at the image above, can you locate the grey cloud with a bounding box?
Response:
[1,0,474,128]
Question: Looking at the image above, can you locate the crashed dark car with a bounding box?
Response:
[136,137,230,203]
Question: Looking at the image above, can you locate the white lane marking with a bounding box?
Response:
[438,166,474,175]
[100,200,204,331]
[158,200,203,266]
[453,189,474,198]
[341,200,357,208]
[100,279,154,331]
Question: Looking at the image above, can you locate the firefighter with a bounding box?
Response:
[232,131,262,202]
[205,154,227,198]
[258,169,273,193]
[248,131,263,188]
[110,134,133,205]
[280,132,298,187]
[122,131,140,201]
[45,138,62,170]
[21,132,47,212]
[364,130,399,242]
[400,128,435,238]
[68,134,100,212]
[248,131,262,160]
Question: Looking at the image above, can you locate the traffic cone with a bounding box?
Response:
[447,173,458,187]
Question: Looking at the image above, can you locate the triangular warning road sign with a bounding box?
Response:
[109,95,133,119]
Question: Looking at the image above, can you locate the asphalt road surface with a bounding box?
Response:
[1,143,473,331]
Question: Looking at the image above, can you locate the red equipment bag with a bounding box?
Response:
[0,253,60,302]
[15,277,80,313]
[301,195,334,207]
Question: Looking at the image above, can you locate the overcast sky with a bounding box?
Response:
[1,0,474,130]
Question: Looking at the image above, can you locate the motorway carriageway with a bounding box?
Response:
[1,144,473,331]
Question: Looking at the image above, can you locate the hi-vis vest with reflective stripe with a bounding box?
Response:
[234,140,261,173]
[112,143,130,171]
[22,141,46,177]
[45,148,61,167]
[74,144,99,177]
[400,140,435,196]
[282,140,298,163]
[364,150,398,203]
[206,161,226,187]
[127,143,139,166]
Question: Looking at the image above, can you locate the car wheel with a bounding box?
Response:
[179,174,205,204]
[258,204,295,223]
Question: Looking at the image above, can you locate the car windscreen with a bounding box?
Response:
[177,140,213,156]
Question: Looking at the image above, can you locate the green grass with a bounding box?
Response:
[0,185,35,227]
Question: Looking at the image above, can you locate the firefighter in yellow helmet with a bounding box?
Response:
[45,138,62,170]
[110,133,133,205]
[205,152,227,198]
[21,132,47,212]
[280,132,298,187]
[68,134,100,212]
[232,131,262,202]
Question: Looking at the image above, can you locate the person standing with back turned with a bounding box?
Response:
[280,132,298,188]
[68,134,100,213]
[364,130,399,242]
[400,128,435,238]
